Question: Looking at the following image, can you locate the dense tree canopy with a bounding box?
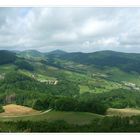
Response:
[0,50,16,65]
[15,60,34,71]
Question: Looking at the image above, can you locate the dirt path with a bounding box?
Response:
[40,109,52,114]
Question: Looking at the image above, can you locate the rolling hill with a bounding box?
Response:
[1,49,140,132]
[17,49,140,75]
[1,49,140,111]
[17,50,45,60]
[45,50,140,74]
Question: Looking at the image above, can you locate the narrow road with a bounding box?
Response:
[40,109,52,114]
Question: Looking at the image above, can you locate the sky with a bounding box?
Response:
[0,7,140,53]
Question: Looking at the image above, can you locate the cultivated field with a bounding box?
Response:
[107,108,140,117]
[0,104,40,117]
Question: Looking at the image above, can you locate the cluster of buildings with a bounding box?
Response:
[39,79,58,85]
[122,81,140,90]
[31,74,58,85]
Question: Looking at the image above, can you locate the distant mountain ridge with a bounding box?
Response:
[44,50,140,74]
[1,49,140,74]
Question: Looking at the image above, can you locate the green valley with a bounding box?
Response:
[0,50,140,132]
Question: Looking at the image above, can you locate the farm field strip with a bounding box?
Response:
[107,108,140,117]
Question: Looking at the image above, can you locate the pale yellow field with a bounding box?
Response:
[107,108,140,117]
[0,104,40,117]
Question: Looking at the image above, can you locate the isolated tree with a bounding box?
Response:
[32,99,44,110]
[0,105,4,113]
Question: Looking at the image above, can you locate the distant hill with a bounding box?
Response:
[2,49,140,74]
[18,50,44,59]
[45,49,67,57]
[0,50,17,65]
[46,50,140,73]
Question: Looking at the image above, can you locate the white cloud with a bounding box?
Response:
[0,7,140,52]
[80,19,119,37]
[94,37,120,46]
[51,32,78,42]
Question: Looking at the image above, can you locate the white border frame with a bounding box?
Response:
[0,0,140,139]
[0,0,140,7]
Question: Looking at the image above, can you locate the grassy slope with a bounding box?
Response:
[2,104,140,125]
[3,107,140,124]
[0,64,134,95]
[0,64,16,73]
[105,68,140,84]
[0,58,140,95]
[0,104,102,125]
[0,111,103,125]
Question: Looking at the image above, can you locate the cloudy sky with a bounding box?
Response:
[0,7,140,53]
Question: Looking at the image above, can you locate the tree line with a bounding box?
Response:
[1,115,140,132]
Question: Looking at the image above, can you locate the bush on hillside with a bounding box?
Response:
[0,105,4,113]
[32,99,45,110]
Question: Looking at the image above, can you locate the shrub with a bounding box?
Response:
[0,105,4,113]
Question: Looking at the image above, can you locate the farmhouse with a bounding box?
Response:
[122,81,140,91]
[39,79,58,85]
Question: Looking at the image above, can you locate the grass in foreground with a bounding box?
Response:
[2,104,140,126]
[0,105,103,125]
